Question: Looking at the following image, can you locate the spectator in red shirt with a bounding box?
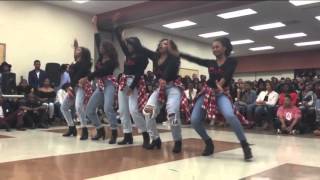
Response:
[275,95,301,134]
[278,83,298,106]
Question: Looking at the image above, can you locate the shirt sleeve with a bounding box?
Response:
[266,92,279,106]
[180,53,211,67]
[221,59,237,83]
[277,106,284,118]
[129,55,149,90]
[115,28,130,56]
[142,47,159,62]
[162,55,180,81]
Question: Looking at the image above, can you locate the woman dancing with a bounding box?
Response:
[115,27,150,147]
[179,37,253,160]
[61,40,92,140]
[80,16,119,143]
[142,39,187,153]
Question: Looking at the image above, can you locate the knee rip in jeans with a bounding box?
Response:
[143,105,154,118]
[168,113,179,126]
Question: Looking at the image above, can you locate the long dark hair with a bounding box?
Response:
[156,39,178,53]
[213,37,233,57]
[101,41,119,68]
[126,37,144,54]
[79,47,92,63]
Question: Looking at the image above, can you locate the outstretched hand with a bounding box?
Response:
[73,39,78,49]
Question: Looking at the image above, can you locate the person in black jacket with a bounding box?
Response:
[28,60,48,89]
[115,27,150,147]
[61,39,92,138]
[80,16,119,142]
[142,39,183,153]
[179,37,253,161]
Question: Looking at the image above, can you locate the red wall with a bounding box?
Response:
[235,48,320,73]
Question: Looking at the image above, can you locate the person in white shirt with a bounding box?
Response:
[184,82,197,103]
[247,80,279,129]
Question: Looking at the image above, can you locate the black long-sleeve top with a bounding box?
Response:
[115,30,148,89]
[180,53,237,89]
[87,33,117,81]
[69,60,92,88]
[143,48,180,82]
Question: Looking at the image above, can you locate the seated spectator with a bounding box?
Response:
[200,75,207,84]
[278,83,298,106]
[275,95,301,135]
[247,80,279,129]
[35,78,56,121]
[299,81,317,132]
[184,82,197,104]
[313,81,320,136]
[58,64,71,89]
[0,97,25,131]
[235,81,257,117]
[16,78,32,95]
[20,93,49,129]
[256,79,266,95]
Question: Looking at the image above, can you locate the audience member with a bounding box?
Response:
[28,60,47,89]
[35,78,56,121]
[276,95,302,134]
[247,80,279,129]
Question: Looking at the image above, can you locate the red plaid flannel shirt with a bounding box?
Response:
[196,84,249,125]
[66,82,93,106]
[119,74,149,112]
[157,79,191,123]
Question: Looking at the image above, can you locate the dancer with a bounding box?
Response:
[61,40,92,139]
[115,27,150,147]
[179,37,253,160]
[81,16,119,143]
[142,39,186,153]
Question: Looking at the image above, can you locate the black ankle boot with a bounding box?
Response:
[109,129,118,144]
[241,140,253,161]
[202,138,214,156]
[63,126,77,137]
[92,127,106,140]
[80,127,88,140]
[4,123,11,132]
[172,140,182,153]
[118,133,133,145]
[146,138,161,150]
[142,132,150,149]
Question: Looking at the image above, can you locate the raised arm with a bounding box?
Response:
[142,46,159,62]
[130,55,149,90]
[92,16,103,60]
[115,27,130,56]
[179,53,211,67]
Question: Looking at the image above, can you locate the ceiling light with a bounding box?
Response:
[72,0,89,4]
[289,0,320,6]
[162,20,197,29]
[249,46,274,51]
[231,39,254,45]
[275,32,307,39]
[250,22,286,31]
[294,41,320,46]
[217,8,257,19]
[198,31,229,38]
[316,16,320,21]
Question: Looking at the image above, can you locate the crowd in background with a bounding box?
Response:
[1,60,320,136]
